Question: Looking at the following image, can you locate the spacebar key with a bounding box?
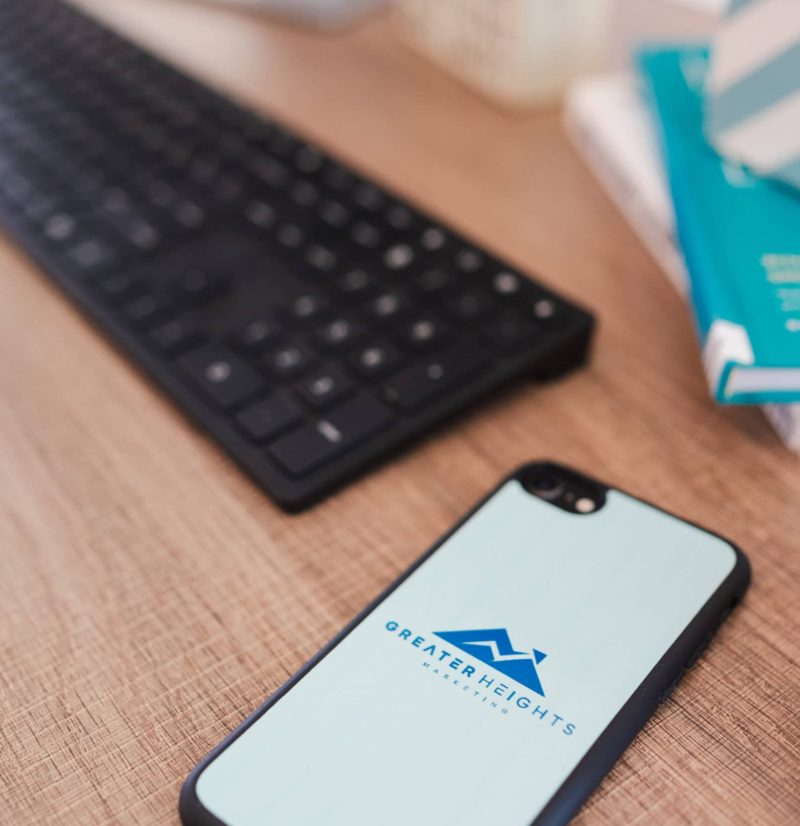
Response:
[382,342,489,411]
[269,393,395,477]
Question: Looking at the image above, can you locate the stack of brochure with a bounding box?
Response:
[565,52,800,452]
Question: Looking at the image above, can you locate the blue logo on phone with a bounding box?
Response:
[434,628,547,697]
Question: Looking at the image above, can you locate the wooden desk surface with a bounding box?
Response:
[2,1,798,823]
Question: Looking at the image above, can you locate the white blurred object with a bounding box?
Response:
[673,0,729,14]
[707,0,800,192]
[204,0,390,29]
[607,0,727,68]
[565,74,688,295]
[394,0,612,108]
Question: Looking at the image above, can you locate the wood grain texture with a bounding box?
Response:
[1,1,798,823]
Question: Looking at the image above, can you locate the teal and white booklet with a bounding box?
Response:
[639,46,800,405]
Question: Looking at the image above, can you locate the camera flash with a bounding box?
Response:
[575,497,596,513]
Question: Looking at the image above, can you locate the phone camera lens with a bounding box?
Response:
[529,476,564,501]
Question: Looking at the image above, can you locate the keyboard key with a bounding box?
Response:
[65,237,116,274]
[420,227,448,251]
[148,317,201,355]
[235,318,285,352]
[189,154,222,185]
[269,393,394,476]
[263,341,317,379]
[483,313,544,351]
[178,344,263,409]
[319,199,350,228]
[415,267,457,294]
[106,211,161,251]
[236,393,302,442]
[304,243,337,272]
[335,268,375,297]
[250,155,289,188]
[532,298,558,320]
[267,131,295,159]
[369,290,411,320]
[384,243,414,270]
[268,423,340,476]
[144,179,177,208]
[288,293,329,321]
[323,163,354,192]
[174,199,207,229]
[349,341,403,380]
[276,223,305,249]
[294,145,323,173]
[446,289,494,322]
[122,292,171,328]
[173,266,228,306]
[350,221,381,249]
[290,180,320,208]
[399,316,451,350]
[212,173,245,204]
[385,204,415,231]
[325,393,394,442]
[97,271,147,303]
[315,317,368,351]
[382,342,489,411]
[24,194,69,224]
[128,218,162,251]
[492,270,524,295]
[244,199,276,229]
[295,365,354,409]
[454,248,484,273]
[44,213,77,241]
[353,183,383,211]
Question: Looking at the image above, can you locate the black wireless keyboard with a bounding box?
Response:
[0,0,594,510]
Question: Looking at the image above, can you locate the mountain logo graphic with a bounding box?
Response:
[434,628,547,697]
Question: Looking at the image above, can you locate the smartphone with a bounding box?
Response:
[180,462,750,826]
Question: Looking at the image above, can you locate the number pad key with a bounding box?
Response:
[235,317,285,353]
[172,266,229,306]
[263,340,317,379]
[491,270,524,296]
[148,317,202,355]
[334,267,376,299]
[269,393,394,477]
[382,342,488,411]
[349,341,403,380]
[236,393,302,442]
[419,226,449,252]
[319,199,351,228]
[368,289,411,321]
[122,292,172,328]
[350,220,382,249]
[415,267,457,294]
[315,317,368,351]
[288,292,330,322]
[454,247,484,274]
[295,365,354,409]
[385,204,417,232]
[531,297,558,321]
[65,237,117,274]
[399,315,450,350]
[446,289,494,322]
[178,344,263,409]
[383,243,415,271]
[483,313,544,351]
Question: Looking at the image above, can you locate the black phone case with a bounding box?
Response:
[179,461,751,826]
